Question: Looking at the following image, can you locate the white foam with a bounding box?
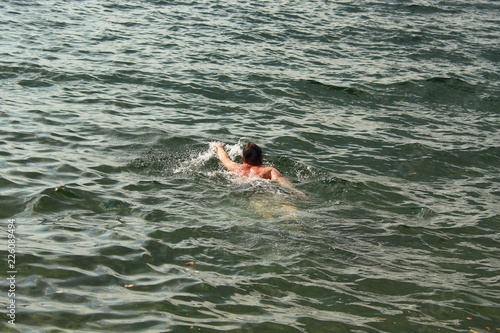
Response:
[225,140,243,160]
[173,143,217,174]
[172,140,247,176]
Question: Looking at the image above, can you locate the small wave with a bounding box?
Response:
[400,3,460,14]
[367,76,497,110]
[296,79,369,99]
[17,77,54,88]
[0,194,26,219]
[24,184,131,215]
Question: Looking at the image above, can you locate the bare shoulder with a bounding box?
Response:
[255,166,281,180]
[269,167,282,179]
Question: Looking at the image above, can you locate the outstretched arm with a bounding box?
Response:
[215,142,239,172]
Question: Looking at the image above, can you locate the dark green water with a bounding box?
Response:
[1,0,499,332]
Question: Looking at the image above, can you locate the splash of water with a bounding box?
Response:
[171,140,243,175]
[172,144,215,174]
[225,140,243,160]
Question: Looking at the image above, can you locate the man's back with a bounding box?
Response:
[229,164,280,180]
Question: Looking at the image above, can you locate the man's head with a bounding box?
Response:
[242,142,263,166]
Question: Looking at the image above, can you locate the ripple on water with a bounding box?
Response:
[2,0,499,331]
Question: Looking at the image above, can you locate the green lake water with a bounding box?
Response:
[1,1,499,332]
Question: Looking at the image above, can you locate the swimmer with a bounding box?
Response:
[215,142,307,200]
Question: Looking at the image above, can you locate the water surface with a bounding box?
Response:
[1,0,499,332]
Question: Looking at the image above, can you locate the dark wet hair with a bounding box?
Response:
[242,142,262,166]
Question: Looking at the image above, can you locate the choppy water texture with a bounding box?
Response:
[1,0,499,332]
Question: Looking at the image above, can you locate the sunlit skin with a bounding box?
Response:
[215,142,307,199]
